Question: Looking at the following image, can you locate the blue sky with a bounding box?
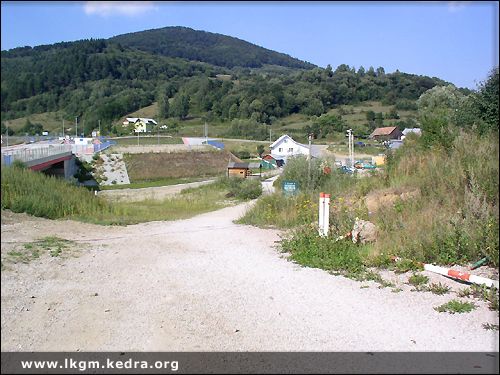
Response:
[1,1,498,89]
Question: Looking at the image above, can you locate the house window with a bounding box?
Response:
[288,148,294,153]
[278,147,283,152]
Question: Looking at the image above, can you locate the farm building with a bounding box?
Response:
[261,154,278,169]
[269,134,321,164]
[369,126,403,141]
[122,118,158,133]
[227,162,261,178]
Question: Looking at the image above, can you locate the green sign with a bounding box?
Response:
[282,180,299,196]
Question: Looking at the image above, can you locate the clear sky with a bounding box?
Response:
[1,1,498,89]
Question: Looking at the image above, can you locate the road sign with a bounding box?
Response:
[282,180,299,196]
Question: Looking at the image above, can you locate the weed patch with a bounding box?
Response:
[434,300,476,314]
[426,282,451,295]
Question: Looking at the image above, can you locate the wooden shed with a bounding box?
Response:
[227,162,261,178]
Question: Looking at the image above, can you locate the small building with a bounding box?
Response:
[369,126,403,141]
[401,128,422,139]
[269,134,320,164]
[227,162,261,178]
[122,117,158,133]
[261,154,277,169]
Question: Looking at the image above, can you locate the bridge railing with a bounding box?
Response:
[1,144,73,166]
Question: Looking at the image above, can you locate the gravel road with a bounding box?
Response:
[1,204,498,352]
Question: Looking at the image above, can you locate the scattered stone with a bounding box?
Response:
[352,218,378,244]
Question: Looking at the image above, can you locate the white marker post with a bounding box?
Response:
[323,194,330,237]
[319,192,325,236]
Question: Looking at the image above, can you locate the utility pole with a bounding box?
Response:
[347,129,354,167]
[62,119,65,138]
[351,130,355,168]
[269,128,272,143]
[75,117,78,138]
[6,125,9,147]
[98,120,101,137]
[204,121,208,143]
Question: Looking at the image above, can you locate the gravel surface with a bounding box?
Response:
[97,153,130,186]
[1,205,498,352]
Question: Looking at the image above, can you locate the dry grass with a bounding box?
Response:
[124,150,235,181]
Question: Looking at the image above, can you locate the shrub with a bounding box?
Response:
[237,179,262,200]
[216,177,262,200]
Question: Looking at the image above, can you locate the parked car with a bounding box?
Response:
[355,141,366,147]
[339,165,355,174]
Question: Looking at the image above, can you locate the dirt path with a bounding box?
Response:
[96,179,217,202]
[1,206,498,352]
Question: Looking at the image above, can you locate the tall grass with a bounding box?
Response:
[2,163,113,219]
[241,130,499,267]
[1,164,241,225]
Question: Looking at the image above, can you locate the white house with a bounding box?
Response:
[401,128,422,139]
[122,117,158,133]
[269,134,320,163]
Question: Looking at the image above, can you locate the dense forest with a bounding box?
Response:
[110,26,315,69]
[1,27,468,136]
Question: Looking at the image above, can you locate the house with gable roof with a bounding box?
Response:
[368,126,403,141]
[122,117,158,133]
[269,134,321,164]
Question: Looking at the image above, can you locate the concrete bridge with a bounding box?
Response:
[1,144,77,179]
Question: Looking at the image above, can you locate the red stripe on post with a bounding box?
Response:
[448,269,470,281]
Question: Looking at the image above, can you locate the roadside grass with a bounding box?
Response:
[238,130,498,301]
[4,236,77,265]
[434,300,477,314]
[1,164,256,226]
[98,177,208,190]
[457,285,499,312]
[88,186,233,225]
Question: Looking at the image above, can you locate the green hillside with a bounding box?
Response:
[110,26,316,69]
[2,27,457,138]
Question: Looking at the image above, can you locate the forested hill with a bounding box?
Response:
[1,29,456,136]
[109,26,316,69]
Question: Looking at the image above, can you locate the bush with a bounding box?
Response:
[238,179,263,200]
[279,155,327,192]
[216,177,262,200]
[231,150,251,159]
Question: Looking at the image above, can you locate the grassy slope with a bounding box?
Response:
[3,101,416,141]
[123,150,234,181]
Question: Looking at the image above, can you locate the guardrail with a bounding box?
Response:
[1,139,118,166]
[1,144,73,165]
